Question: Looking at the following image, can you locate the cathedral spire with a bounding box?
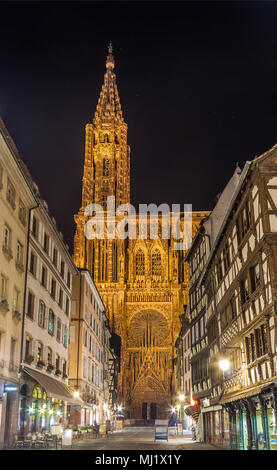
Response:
[94,42,123,122]
[106,41,115,70]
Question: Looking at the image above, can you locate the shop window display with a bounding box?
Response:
[268,409,277,450]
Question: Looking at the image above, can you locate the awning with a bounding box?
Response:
[201,405,222,413]
[185,405,200,422]
[23,366,83,406]
[219,386,264,405]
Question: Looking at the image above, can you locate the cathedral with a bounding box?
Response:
[73,44,208,419]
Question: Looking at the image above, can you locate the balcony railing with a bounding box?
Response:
[223,368,243,390]
[220,318,239,349]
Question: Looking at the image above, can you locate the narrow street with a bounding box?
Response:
[65,428,220,451]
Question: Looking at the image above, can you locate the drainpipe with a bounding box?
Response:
[20,203,39,366]
[76,271,82,392]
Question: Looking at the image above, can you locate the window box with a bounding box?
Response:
[25,355,34,364]
[9,362,17,372]
[55,369,62,376]
[2,244,13,261]
[12,310,21,321]
[36,360,45,368]
[0,300,9,314]
[46,364,54,373]
[15,260,24,273]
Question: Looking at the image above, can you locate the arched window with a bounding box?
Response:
[25,334,32,362]
[32,386,42,399]
[47,347,52,367]
[151,249,162,276]
[55,353,60,373]
[63,326,68,348]
[48,310,55,335]
[103,157,110,177]
[38,300,45,328]
[37,342,43,363]
[135,249,145,276]
[57,319,61,341]
[62,359,67,378]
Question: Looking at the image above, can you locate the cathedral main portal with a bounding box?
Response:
[126,308,170,419]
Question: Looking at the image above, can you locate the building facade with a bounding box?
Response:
[185,165,242,441]
[0,120,36,448]
[19,191,79,437]
[194,146,277,449]
[175,312,192,429]
[69,269,109,427]
[73,44,208,419]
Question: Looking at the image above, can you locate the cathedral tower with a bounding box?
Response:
[80,43,130,211]
[74,45,208,419]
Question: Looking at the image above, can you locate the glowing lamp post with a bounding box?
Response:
[219,359,230,372]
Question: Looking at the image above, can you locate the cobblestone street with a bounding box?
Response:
[64,428,221,451]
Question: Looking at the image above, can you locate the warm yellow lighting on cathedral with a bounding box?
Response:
[73,44,209,420]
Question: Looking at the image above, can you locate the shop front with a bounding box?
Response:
[0,379,20,448]
[19,366,83,436]
[201,405,231,448]
[206,385,277,450]
[20,384,66,434]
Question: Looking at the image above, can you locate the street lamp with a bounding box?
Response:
[179,394,185,402]
[219,359,230,372]
[219,346,243,372]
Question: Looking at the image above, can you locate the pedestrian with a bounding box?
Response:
[106,420,110,438]
[191,423,196,441]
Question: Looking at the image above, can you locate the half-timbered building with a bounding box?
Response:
[200,145,277,450]
[185,166,242,439]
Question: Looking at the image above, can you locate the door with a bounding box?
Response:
[150,403,157,420]
[142,402,147,420]
[4,393,12,446]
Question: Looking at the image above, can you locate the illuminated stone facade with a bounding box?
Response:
[73,45,209,419]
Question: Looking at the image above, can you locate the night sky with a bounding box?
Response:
[1,1,277,251]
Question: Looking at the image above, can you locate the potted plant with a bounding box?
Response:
[36,359,45,368]
[55,369,62,376]
[62,373,68,379]
[13,310,21,321]
[0,299,9,313]
[46,364,54,372]
[25,355,34,364]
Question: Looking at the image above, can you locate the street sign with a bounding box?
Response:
[62,429,73,448]
[4,385,18,392]
[154,419,168,441]
[116,420,123,431]
[99,423,106,435]
[50,425,63,436]
[177,423,183,436]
